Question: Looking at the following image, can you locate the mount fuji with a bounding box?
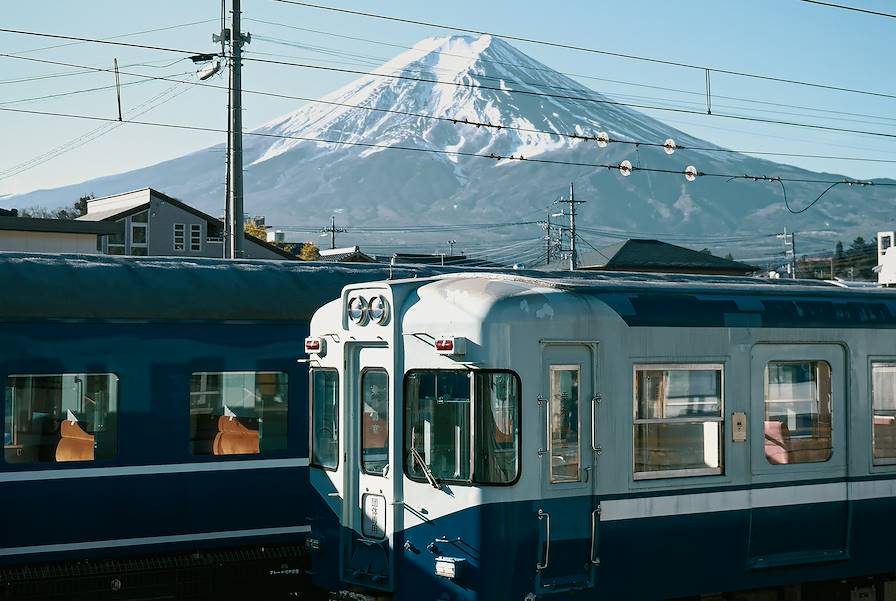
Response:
[9,35,895,259]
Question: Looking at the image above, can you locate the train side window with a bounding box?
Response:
[872,362,896,464]
[310,369,339,469]
[764,361,832,465]
[189,371,288,457]
[633,364,723,479]
[361,368,389,476]
[4,373,118,464]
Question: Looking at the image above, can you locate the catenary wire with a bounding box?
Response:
[1,105,892,189]
[4,27,896,142]
[271,0,896,101]
[11,50,896,166]
[798,0,896,18]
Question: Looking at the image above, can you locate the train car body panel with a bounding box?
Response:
[306,272,896,601]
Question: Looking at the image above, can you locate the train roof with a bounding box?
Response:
[396,272,896,329]
[0,253,444,322]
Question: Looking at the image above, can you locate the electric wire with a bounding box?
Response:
[4,28,896,142]
[798,0,896,18]
[249,24,896,126]
[2,105,892,190]
[272,0,896,101]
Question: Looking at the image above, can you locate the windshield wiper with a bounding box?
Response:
[410,447,441,490]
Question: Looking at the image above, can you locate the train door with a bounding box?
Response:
[536,341,600,594]
[341,344,395,591]
[747,343,848,567]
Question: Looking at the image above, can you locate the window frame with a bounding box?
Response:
[309,367,340,471]
[402,368,522,488]
[548,364,582,484]
[871,360,896,466]
[763,359,833,465]
[190,223,202,252]
[188,370,289,458]
[632,362,725,480]
[360,367,389,476]
[4,371,120,465]
[173,223,185,251]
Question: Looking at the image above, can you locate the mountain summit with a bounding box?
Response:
[10,35,895,259]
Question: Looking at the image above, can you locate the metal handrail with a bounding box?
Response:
[589,506,602,566]
[591,393,602,454]
[537,509,551,571]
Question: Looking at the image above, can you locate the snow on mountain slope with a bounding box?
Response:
[8,34,895,260]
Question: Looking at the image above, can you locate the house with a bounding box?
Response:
[317,246,377,263]
[77,188,294,260]
[540,238,759,276]
[0,214,120,254]
[380,253,505,268]
[877,230,896,287]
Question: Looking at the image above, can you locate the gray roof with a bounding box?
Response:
[78,188,295,260]
[0,216,120,235]
[542,239,758,274]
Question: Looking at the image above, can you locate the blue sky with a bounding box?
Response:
[1,0,895,199]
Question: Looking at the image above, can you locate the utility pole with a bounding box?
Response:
[543,210,553,265]
[777,227,796,278]
[555,182,585,270]
[219,0,250,259]
[321,216,347,249]
[447,240,457,256]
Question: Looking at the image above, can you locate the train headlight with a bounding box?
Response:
[434,556,465,579]
[368,295,389,325]
[347,296,368,324]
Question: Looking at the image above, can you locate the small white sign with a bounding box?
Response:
[362,493,386,539]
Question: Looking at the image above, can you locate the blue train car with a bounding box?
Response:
[0,253,442,600]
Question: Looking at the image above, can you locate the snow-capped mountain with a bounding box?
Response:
[9,35,895,260]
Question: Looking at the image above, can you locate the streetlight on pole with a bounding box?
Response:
[447,240,457,257]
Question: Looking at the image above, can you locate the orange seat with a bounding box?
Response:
[213,416,260,456]
[764,420,790,465]
[56,420,95,462]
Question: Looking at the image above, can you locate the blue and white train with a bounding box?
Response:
[305,271,896,600]
[0,253,450,599]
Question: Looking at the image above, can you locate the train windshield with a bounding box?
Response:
[404,370,520,485]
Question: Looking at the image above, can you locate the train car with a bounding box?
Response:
[0,253,449,600]
[304,271,896,601]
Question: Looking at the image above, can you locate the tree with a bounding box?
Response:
[18,194,93,220]
[724,253,734,261]
[244,219,267,241]
[299,243,320,261]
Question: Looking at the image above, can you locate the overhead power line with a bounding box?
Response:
[798,0,896,18]
[272,0,896,101]
[4,27,896,143]
[2,105,892,190]
[11,51,896,166]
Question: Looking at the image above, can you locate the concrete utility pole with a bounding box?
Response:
[223,0,249,258]
[321,216,347,249]
[555,182,585,270]
[544,210,553,265]
[777,227,796,278]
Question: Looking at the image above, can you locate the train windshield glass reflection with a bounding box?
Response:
[404,370,521,485]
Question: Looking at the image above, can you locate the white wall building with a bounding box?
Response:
[0,215,119,253]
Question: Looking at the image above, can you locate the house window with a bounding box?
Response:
[4,373,118,464]
[872,362,896,464]
[190,224,202,252]
[764,361,832,465]
[189,371,288,456]
[634,364,723,478]
[173,224,185,251]
[883,236,893,251]
[130,210,149,256]
[107,227,125,255]
[206,222,224,243]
